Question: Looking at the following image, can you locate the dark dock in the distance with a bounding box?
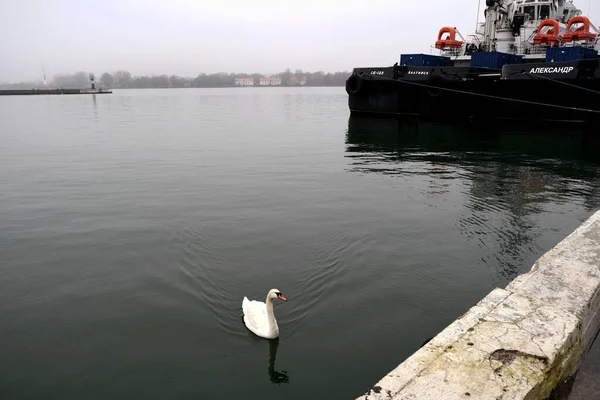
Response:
[0,88,112,96]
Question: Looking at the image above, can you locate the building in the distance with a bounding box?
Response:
[259,77,282,86]
[291,76,307,85]
[235,77,254,86]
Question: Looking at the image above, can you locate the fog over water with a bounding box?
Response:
[3,0,596,82]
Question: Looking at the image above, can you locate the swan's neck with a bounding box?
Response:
[265,296,277,329]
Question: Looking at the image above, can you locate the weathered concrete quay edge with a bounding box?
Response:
[358,210,600,400]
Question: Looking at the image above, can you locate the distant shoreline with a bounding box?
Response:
[0,68,351,90]
[109,84,345,89]
[1,70,350,91]
[0,85,347,91]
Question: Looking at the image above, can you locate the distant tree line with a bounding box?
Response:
[99,68,350,88]
[0,69,351,90]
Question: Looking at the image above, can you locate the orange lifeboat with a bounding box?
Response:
[533,19,561,45]
[435,27,464,50]
[562,16,597,42]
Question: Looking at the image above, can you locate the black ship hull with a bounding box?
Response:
[346,59,600,123]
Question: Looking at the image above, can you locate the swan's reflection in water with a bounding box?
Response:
[268,338,289,384]
[240,315,289,384]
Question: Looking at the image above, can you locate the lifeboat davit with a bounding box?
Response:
[533,19,561,45]
[435,27,464,50]
[562,16,598,42]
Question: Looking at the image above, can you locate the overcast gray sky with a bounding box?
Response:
[1,0,598,81]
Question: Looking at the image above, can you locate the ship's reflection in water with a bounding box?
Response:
[345,116,600,285]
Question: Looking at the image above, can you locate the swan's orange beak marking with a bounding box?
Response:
[277,294,287,301]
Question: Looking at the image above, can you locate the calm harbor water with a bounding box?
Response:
[1,87,600,399]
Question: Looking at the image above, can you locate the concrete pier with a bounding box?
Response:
[357,210,600,400]
[0,88,112,96]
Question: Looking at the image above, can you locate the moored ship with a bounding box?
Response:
[345,0,600,123]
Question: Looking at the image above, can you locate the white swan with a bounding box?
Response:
[242,288,287,339]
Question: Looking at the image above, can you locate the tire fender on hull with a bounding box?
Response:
[346,74,363,95]
[426,75,445,97]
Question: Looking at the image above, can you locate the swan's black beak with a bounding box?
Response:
[277,293,287,301]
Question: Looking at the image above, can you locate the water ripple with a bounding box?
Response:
[281,229,354,336]
[172,223,245,336]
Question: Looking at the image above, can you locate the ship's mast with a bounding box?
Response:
[483,0,500,51]
[482,0,516,51]
[476,0,482,32]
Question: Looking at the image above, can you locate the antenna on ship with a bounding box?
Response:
[475,0,482,31]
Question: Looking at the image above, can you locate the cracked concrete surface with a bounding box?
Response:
[357,211,600,400]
